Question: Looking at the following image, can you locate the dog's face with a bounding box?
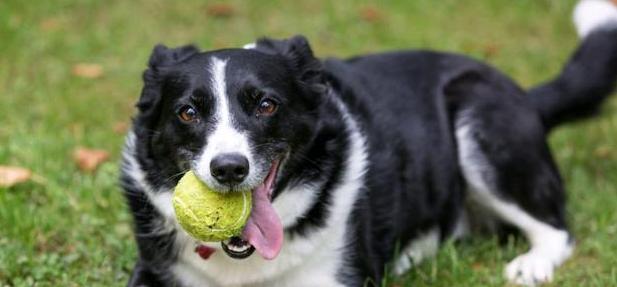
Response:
[133,36,326,259]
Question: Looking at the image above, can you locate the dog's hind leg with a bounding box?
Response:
[447,73,573,286]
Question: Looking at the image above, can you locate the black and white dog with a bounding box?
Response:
[121,1,617,286]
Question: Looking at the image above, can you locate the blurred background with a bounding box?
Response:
[1,0,615,286]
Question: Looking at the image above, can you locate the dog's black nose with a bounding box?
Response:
[210,153,249,185]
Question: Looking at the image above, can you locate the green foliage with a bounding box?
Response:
[1,0,615,286]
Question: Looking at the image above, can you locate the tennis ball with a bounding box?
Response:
[173,171,252,242]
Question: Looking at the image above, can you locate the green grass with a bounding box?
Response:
[1,0,616,286]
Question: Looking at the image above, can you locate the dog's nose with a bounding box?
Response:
[210,153,249,185]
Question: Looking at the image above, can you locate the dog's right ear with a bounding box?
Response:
[136,44,200,113]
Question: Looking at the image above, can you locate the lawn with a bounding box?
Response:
[1,0,616,286]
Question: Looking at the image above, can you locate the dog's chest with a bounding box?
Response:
[172,226,346,287]
[170,183,363,286]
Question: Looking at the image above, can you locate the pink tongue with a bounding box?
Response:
[242,163,283,260]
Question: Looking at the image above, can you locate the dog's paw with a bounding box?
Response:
[504,252,555,286]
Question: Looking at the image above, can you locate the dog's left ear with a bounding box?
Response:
[137,44,200,114]
[255,35,326,93]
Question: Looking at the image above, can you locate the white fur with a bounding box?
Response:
[273,183,321,228]
[451,209,470,240]
[169,89,368,287]
[455,123,573,286]
[243,43,256,49]
[393,228,440,275]
[573,0,617,38]
[194,57,260,192]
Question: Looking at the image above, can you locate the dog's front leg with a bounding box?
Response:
[127,260,168,287]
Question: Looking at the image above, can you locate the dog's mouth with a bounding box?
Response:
[221,159,283,260]
[221,236,255,259]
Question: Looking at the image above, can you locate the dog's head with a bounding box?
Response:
[133,36,327,260]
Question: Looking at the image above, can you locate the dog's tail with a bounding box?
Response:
[527,0,617,131]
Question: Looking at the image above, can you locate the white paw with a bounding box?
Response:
[505,252,555,286]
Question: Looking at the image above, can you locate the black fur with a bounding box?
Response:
[529,28,617,129]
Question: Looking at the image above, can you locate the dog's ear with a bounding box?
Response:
[255,35,326,94]
[136,44,200,113]
[147,44,200,70]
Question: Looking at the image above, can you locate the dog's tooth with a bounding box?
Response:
[229,244,248,253]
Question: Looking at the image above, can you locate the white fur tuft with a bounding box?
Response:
[393,228,440,275]
[573,0,617,38]
[243,42,256,49]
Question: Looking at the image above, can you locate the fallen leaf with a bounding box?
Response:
[112,121,129,134]
[471,262,484,271]
[0,166,32,188]
[72,63,104,79]
[39,18,60,32]
[73,147,110,172]
[482,43,501,59]
[594,145,612,159]
[359,6,384,23]
[206,3,236,18]
[612,0,617,6]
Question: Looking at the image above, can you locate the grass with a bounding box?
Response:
[1,0,616,286]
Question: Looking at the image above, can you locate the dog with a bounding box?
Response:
[121,1,617,286]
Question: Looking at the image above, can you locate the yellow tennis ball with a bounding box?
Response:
[173,171,252,242]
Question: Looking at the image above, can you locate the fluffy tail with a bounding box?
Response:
[528,0,617,130]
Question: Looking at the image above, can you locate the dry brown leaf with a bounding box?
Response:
[206,3,236,18]
[612,0,617,6]
[594,145,613,159]
[73,147,110,172]
[359,6,384,23]
[112,121,129,134]
[483,43,501,59]
[0,166,32,188]
[471,262,484,271]
[72,63,104,79]
[39,18,61,32]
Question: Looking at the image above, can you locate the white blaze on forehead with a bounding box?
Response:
[211,57,232,126]
[194,57,256,189]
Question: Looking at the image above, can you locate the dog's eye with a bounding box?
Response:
[257,98,278,116]
[178,106,199,123]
